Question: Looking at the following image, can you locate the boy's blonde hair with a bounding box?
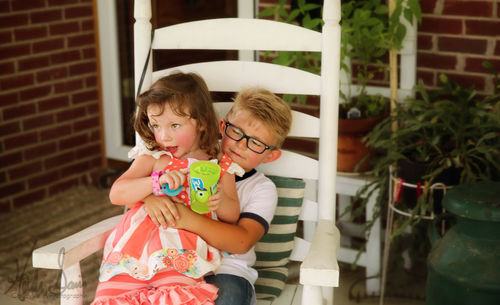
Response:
[228,88,292,147]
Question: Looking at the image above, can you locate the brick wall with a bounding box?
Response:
[0,0,103,213]
[418,0,500,92]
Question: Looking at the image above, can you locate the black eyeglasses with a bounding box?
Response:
[224,121,276,154]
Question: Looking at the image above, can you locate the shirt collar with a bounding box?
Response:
[236,169,257,182]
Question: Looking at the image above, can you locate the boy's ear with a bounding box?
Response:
[262,149,282,164]
[219,119,226,134]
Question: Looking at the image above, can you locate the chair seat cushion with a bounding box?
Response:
[254,175,305,301]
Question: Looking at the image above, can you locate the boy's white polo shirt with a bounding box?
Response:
[215,169,278,285]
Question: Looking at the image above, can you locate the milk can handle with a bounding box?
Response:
[428,213,455,246]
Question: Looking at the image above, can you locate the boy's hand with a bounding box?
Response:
[158,169,188,191]
[144,194,183,228]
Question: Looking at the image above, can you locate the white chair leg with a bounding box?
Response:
[365,193,381,295]
[61,263,83,305]
[302,285,322,305]
[322,286,334,305]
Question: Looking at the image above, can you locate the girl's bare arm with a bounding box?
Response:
[109,155,158,205]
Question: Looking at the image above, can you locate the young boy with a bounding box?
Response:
[144,87,292,305]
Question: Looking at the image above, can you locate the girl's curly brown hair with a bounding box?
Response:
[133,72,220,158]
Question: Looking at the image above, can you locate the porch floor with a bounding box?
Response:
[0,185,424,305]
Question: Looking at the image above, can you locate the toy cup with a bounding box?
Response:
[189,160,221,214]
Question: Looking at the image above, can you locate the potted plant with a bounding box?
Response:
[356,66,500,238]
[260,0,422,173]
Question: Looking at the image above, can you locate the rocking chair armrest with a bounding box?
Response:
[300,219,340,287]
[32,215,122,270]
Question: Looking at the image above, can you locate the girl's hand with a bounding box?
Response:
[206,182,225,211]
[158,169,188,191]
[144,194,183,228]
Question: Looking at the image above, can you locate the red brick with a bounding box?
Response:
[18,55,50,71]
[60,133,88,150]
[81,19,94,31]
[4,132,38,150]
[445,73,486,91]
[14,25,47,41]
[73,116,99,131]
[3,103,36,120]
[50,50,81,64]
[417,70,435,86]
[87,102,99,114]
[56,106,86,122]
[69,61,96,76]
[496,40,500,56]
[13,189,46,209]
[0,121,21,137]
[67,33,94,48]
[0,92,18,107]
[40,124,72,141]
[23,114,55,131]
[0,73,34,90]
[85,75,96,87]
[44,151,75,169]
[0,182,25,197]
[33,38,64,53]
[466,20,500,37]
[0,30,12,44]
[28,170,60,189]
[54,79,83,93]
[30,9,62,24]
[24,142,57,160]
[0,13,29,28]
[60,160,90,176]
[465,58,500,74]
[72,89,97,104]
[49,21,79,36]
[8,161,43,180]
[0,43,30,59]
[417,34,433,50]
[443,1,492,17]
[19,84,52,101]
[438,37,487,55]
[419,0,437,14]
[48,0,78,5]
[76,143,101,159]
[48,178,79,196]
[82,46,96,59]
[0,152,23,168]
[12,0,45,11]
[420,17,462,35]
[65,5,93,19]
[0,61,15,75]
[0,1,10,13]
[38,95,69,112]
[418,52,458,70]
[36,66,67,83]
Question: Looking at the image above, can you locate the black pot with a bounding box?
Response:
[396,159,461,213]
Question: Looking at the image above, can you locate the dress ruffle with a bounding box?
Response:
[92,282,218,305]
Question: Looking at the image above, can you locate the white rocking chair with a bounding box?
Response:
[33,0,343,304]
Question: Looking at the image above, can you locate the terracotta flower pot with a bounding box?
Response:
[337,115,384,173]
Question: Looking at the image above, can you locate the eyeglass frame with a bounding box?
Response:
[223,121,277,154]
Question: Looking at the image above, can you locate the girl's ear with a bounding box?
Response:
[262,149,282,164]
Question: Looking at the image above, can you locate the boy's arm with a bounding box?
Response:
[175,203,265,254]
[109,155,157,205]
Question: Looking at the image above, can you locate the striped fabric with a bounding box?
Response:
[254,175,305,301]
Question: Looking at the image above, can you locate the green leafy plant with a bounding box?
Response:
[354,65,500,237]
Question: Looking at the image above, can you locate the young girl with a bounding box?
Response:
[92,72,243,305]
